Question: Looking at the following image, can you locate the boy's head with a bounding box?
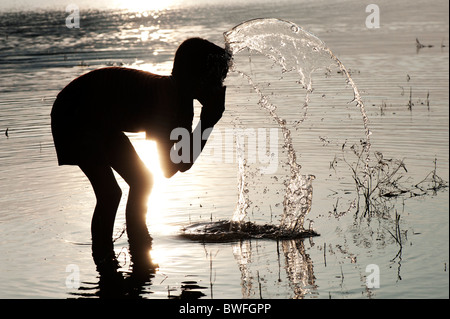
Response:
[172,38,231,93]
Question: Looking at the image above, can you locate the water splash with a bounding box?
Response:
[181,18,371,241]
[224,18,371,233]
[224,18,370,140]
[232,137,249,224]
[280,174,315,232]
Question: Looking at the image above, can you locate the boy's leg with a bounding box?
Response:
[79,163,122,267]
[107,133,154,251]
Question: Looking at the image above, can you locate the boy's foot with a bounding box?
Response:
[128,232,158,272]
[93,250,120,275]
[127,228,153,252]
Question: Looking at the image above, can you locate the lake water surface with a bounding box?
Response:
[0,0,448,299]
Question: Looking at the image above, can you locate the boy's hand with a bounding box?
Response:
[162,161,192,178]
[161,86,226,178]
[199,86,226,128]
[157,138,194,178]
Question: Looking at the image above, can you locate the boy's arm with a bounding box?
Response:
[156,127,204,178]
[177,85,226,171]
[157,139,180,178]
[198,86,226,129]
[157,86,226,178]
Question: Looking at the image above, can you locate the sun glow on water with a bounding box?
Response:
[131,135,176,235]
[114,0,177,12]
[132,137,164,182]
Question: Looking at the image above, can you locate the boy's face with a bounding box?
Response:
[194,83,226,108]
[194,77,224,100]
[198,85,226,128]
[203,52,230,89]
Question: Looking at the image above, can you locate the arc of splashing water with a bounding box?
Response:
[224,18,371,157]
[224,18,371,230]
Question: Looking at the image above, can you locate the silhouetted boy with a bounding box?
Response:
[51,38,230,271]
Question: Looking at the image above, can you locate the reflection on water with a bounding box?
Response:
[70,247,158,298]
[281,240,316,298]
[70,236,317,299]
[232,238,316,299]
[114,0,179,12]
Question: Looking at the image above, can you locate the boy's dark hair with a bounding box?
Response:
[172,38,231,89]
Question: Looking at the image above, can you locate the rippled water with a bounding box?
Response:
[0,0,448,298]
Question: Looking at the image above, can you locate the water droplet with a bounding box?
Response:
[290,25,299,33]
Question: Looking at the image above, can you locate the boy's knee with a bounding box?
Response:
[102,184,122,205]
[94,184,122,210]
[111,184,123,202]
[141,170,153,195]
[132,169,153,196]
